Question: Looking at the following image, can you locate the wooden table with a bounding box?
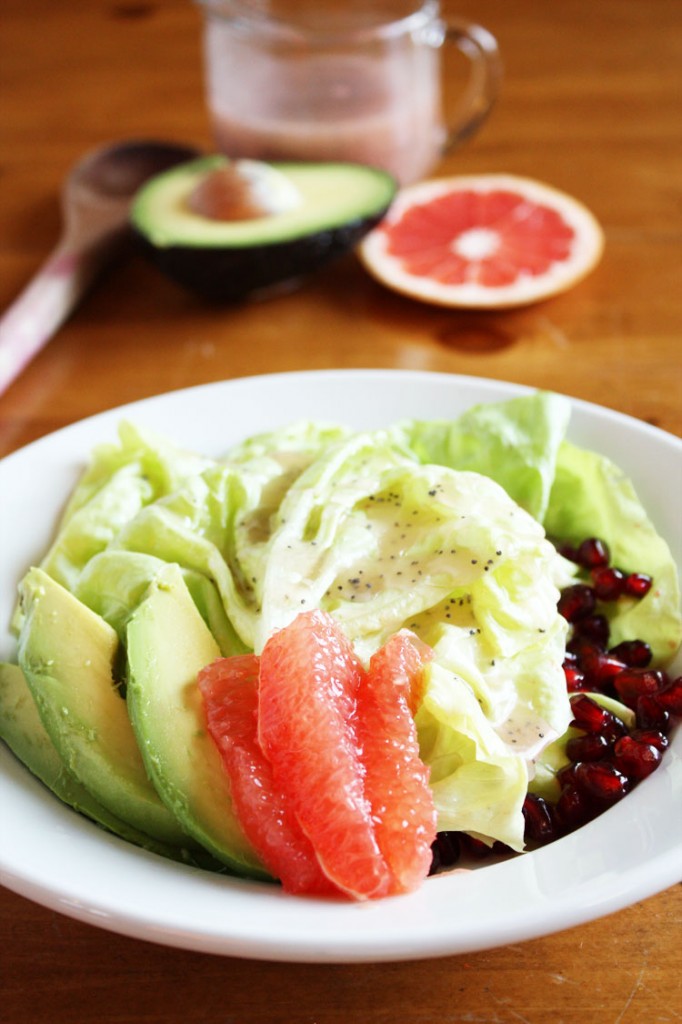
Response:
[1,1,680,1021]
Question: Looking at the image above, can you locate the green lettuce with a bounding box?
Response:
[416,663,530,851]
[545,441,682,664]
[36,422,214,595]
[256,431,418,651]
[26,419,346,651]
[396,390,571,521]
[74,550,244,657]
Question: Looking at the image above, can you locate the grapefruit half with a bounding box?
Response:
[358,174,604,308]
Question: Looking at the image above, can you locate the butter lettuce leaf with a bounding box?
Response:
[545,441,682,664]
[28,419,346,651]
[74,549,244,657]
[396,390,571,521]
[256,431,418,651]
[416,663,530,851]
[37,421,214,595]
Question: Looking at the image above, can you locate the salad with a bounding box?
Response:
[1,390,680,900]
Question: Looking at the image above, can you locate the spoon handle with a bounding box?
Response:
[0,234,122,396]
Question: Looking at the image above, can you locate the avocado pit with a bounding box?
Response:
[186,159,302,222]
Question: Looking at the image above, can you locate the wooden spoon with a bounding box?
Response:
[0,139,200,396]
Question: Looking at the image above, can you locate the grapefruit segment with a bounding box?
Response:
[257,610,392,900]
[359,174,604,308]
[200,614,439,900]
[360,632,437,894]
[198,654,335,895]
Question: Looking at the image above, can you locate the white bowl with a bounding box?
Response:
[1,369,680,962]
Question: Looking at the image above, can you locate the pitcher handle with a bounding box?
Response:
[438,18,503,153]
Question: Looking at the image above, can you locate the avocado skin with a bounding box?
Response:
[133,210,388,302]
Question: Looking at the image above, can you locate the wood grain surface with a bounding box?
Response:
[1,2,680,1022]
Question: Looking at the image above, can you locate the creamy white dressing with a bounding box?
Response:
[495,708,558,771]
[324,494,484,602]
[320,476,512,609]
[261,462,551,633]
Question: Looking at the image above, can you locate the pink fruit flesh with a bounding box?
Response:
[360,632,437,894]
[257,610,392,900]
[198,654,336,895]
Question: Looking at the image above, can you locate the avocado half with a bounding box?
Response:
[130,155,397,302]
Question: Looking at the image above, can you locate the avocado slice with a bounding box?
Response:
[0,661,207,864]
[130,155,396,301]
[17,568,190,847]
[126,563,269,880]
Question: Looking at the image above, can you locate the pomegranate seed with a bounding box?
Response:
[555,784,593,833]
[429,832,461,874]
[566,733,610,762]
[459,834,494,859]
[630,728,669,752]
[609,639,652,668]
[556,541,579,563]
[574,761,630,804]
[568,639,626,692]
[522,794,556,843]
[570,694,615,733]
[624,572,653,598]
[612,735,662,781]
[577,537,610,569]
[574,613,610,647]
[564,664,588,692]
[588,652,629,692]
[568,635,600,667]
[635,694,670,733]
[591,566,625,601]
[558,585,597,623]
[656,676,682,715]
[599,714,629,744]
[556,762,579,788]
[569,698,626,744]
[613,668,665,708]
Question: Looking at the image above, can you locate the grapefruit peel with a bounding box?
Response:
[358,174,605,309]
